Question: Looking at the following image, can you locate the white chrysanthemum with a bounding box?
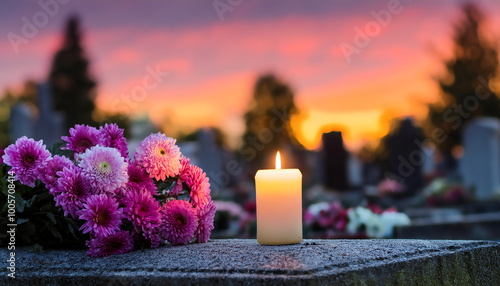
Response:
[381,212,411,237]
[347,207,374,234]
[307,202,330,217]
[79,145,128,194]
[365,214,387,239]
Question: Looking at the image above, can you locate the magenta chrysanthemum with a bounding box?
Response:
[124,190,161,233]
[78,194,123,237]
[195,199,216,243]
[100,123,129,159]
[37,155,74,191]
[2,136,51,187]
[79,145,128,194]
[171,157,190,196]
[126,162,157,196]
[182,165,211,208]
[86,231,134,258]
[54,166,91,218]
[62,124,102,154]
[142,232,163,249]
[134,133,182,181]
[159,200,198,245]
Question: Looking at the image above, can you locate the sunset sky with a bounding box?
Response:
[2,0,500,150]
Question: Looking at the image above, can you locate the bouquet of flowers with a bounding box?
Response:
[1,124,216,257]
[304,201,410,239]
[424,178,472,206]
[346,204,410,238]
[377,178,404,197]
[304,201,348,233]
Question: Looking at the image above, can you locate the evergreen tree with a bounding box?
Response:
[240,74,301,170]
[426,3,500,154]
[49,16,97,129]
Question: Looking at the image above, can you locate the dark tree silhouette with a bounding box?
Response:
[426,3,500,155]
[240,74,301,171]
[49,16,97,129]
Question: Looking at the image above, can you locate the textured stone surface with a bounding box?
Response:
[3,239,500,285]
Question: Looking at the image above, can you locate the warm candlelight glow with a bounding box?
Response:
[275,151,281,170]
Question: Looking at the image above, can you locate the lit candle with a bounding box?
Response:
[255,151,302,245]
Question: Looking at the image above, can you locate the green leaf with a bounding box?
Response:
[46,213,57,224]
[49,227,62,242]
[67,220,75,234]
[17,218,29,225]
[25,195,37,208]
[32,243,43,252]
[17,222,36,245]
[16,199,27,213]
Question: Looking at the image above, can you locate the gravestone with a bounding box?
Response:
[3,239,500,285]
[128,114,157,156]
[321,131,348,190]
[422,144,435,176]
[10,102,35,140]
[34,83,65,146]
[348,154,363,188]
[461,118,500,200]
[385,118,424,193]
[397,211,500,240]
[197,128,224,185]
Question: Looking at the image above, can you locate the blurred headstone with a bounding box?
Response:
[10,102,35,140]
[462,118,500,200]
[386,118,424,193]
[197,128,223,176]
[34,83,65,146]
[197,128,229,197]
[321,131,348,190]
[347,154,362,188]
[362,162,381,185]
[127,114,157,156]
[422,145,435,176]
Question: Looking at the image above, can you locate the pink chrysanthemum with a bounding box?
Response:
[100,123,129,159]
[181,165,211,208]
[79,145,128,194]
[2,136,51,187]
[37,155,74,191]
[134,133,182,181]
[171,157,190,196]
[142,232,163,249]
[78,194,123,237]
[159,200,199,245]
[195,199,216,243]
[124,190,161,233]
[126,162,157,196]
[54,166,91,218]
[86,231,134,258]
[62,124,102,154]
[112,186,130,206]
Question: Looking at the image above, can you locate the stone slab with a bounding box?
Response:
[396,213,500,240]
[2,239,500,285]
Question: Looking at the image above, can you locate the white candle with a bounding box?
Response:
[255,151,302,245]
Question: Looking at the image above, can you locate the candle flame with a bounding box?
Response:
[275,151,281,169]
